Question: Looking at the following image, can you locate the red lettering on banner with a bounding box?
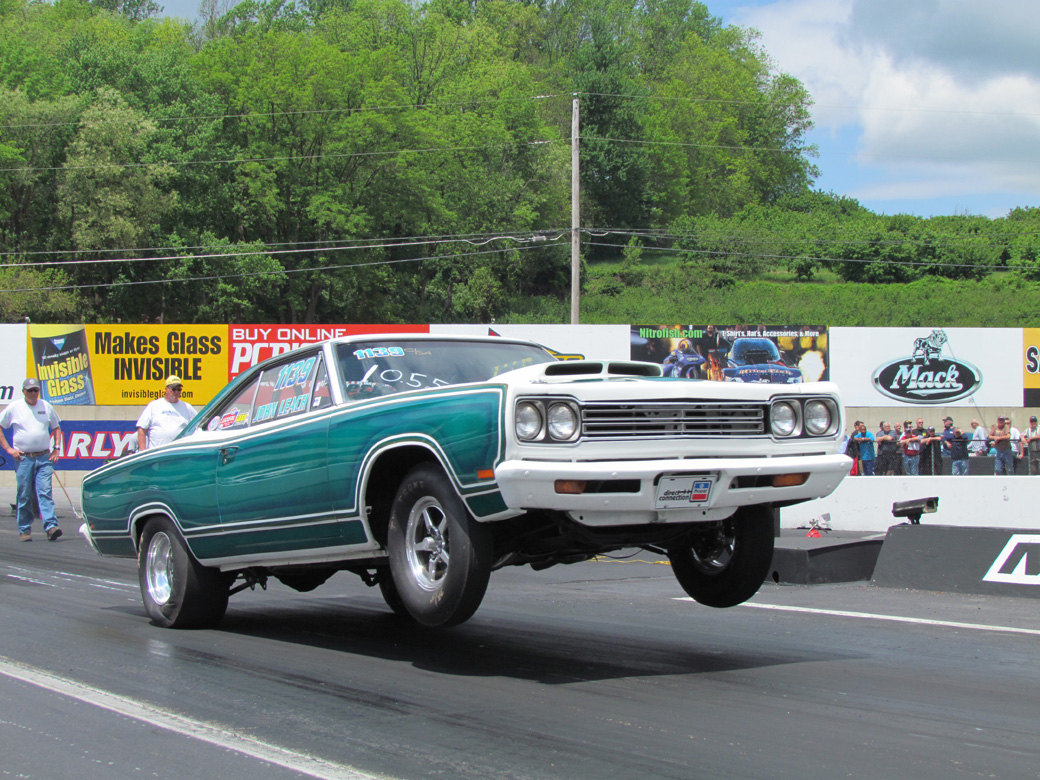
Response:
[227,324,430,379]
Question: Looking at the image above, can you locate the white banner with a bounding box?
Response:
[0,325,27,406]
[829,327,1021,407]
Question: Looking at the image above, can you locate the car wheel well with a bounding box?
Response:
[364,446,441,546]
[132,510,178,550]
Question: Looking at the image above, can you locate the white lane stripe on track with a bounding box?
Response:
[0,657,388,780]
[674,598,1040,636]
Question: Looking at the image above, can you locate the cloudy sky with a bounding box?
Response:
[158,0,1040,218]
[711,0,1040,217]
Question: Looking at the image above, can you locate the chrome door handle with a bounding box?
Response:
[220,446,238,465]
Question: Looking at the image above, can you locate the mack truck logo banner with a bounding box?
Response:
[871,329,983,404]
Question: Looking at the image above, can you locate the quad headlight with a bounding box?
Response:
[804,399,833,435]
[547,403,578,440]
[770,402,799,437]
[769,397,838,439]
[515,402,543,440]
[515,398,580,442]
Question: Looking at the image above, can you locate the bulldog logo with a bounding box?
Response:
[872,329,982,404]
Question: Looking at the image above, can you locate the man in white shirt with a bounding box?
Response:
[0,378,63,541]
[969,418,987,455]
[136,375,198,451]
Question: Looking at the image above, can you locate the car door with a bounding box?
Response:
[213,350,339,556]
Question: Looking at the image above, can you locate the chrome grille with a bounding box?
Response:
[581,401,767,439]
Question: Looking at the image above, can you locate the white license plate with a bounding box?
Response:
[655,475,717,508]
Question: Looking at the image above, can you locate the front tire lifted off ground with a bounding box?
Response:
[386,463,493,627]
[667,505,775,608]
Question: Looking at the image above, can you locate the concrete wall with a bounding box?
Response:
[783,475,1038,533]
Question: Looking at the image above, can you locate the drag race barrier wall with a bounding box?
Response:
[783,476,1040,533]
[872,525,1040,598]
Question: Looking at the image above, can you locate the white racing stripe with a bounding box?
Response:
[675,598,1040,636]
[0,657,388,780]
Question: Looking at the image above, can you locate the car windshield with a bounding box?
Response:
[335,340,554,399]
[731,339,781,363]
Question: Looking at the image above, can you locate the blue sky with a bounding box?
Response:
[158,0,1040,219]
[710,0,1040,218]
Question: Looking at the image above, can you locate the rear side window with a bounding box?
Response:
[205,379,258,432]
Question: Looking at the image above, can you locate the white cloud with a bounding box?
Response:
[726,0,1040,213]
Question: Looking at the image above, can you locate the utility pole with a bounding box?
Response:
[570,95,580,324]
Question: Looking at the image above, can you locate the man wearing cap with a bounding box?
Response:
[900,419,922,475]
[939,416,956,471]
[0,378,63,541]
[1024,415,1040,476]
[136,375,197,451]
[947,425,971,476]
[919,425,943,476]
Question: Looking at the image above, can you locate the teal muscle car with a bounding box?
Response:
[82,335,851,629]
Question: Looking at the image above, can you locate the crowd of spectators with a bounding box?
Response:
[842,414,1040,476]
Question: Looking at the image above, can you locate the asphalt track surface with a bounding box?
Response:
[2,511,1040,779]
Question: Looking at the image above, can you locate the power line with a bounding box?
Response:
[0,231,569,270]
[0,241,565,294]
[0,138,565,174]
[0,94,569,131]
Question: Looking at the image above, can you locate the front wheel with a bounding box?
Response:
[668,505,774,608]
[138,517,230,629]
[387,464,492,627]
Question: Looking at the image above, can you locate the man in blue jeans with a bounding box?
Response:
[0,378,63,542]
[946,425,971,475]
[992,416,1016,476]
[900,419,922,475]
[852,421,876,475]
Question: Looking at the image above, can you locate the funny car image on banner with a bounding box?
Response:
[829,327,1021,407]
[630,325,829,383]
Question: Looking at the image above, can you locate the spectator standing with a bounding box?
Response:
[1024,415,1040,475]
[940,422,952,476]
[852,421,876,475]
[136,375,197,451]
[876,421,899,475]
[920,426,943,476]
[900,419,922,475]
[0,378,63,542]
[969,419,987,456]
[1008,417,1024,474]
[844,425,861,474]
[992,416,1016,475]
[948,426,971,475]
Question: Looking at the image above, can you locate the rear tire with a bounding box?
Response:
[668,505,774,608]
[138,517,230,629]
[387,464,492,627]
[376,569,412,619]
